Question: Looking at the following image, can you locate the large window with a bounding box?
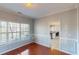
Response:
[0,21,7,45]
[8,22,20,41]
[21,24,30,40]
[0,21,30,45]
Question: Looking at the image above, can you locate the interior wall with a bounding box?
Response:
[60,9,77,54]
[0,7,34,54]
[77,7,79,55]
[34,8,77,54]
[34,15,60,48]
[0,6,78,55]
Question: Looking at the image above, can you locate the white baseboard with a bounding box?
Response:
[0,41,33,55]
[58,49,73,55]
[35,41,50,48]
[35,42,74,54]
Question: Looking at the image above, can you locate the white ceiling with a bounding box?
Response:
[0,3,77,18]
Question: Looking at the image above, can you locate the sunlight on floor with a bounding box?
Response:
[17,49,29,55]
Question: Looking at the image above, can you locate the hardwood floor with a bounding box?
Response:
[3,43,70,55]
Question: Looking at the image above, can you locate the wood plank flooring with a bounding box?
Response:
[3,43,70,55]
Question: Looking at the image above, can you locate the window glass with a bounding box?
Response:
[21,24,30,31]
[16,32,20,40]
[8,33,13,41]
[0,21,7,45]
[0,25,1,33]
[21,32,29,40]
[8,22,20,32]
[0,34,2,45]
[13,33,17,40]
[1,33,7,43]
[0,21,30,45]
[0,21,7,32]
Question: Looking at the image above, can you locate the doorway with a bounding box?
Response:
[50,23,60,50]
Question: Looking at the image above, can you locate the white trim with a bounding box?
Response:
[38,8,76,19]
[35,41,73,54]
[35,41,50,48]
[77,7,78,55]
[60,37,77,42]
[58,49,73,55]
[0,41,33,55]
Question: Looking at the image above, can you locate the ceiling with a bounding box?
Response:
[0,3,77,19]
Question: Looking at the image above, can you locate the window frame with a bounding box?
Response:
[0,21,30,45]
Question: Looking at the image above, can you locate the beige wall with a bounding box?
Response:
[34,14,60,47]
[0,7,34,54]
[60,9,77,54]
[34,8,77,54]
[77,7,79,54]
